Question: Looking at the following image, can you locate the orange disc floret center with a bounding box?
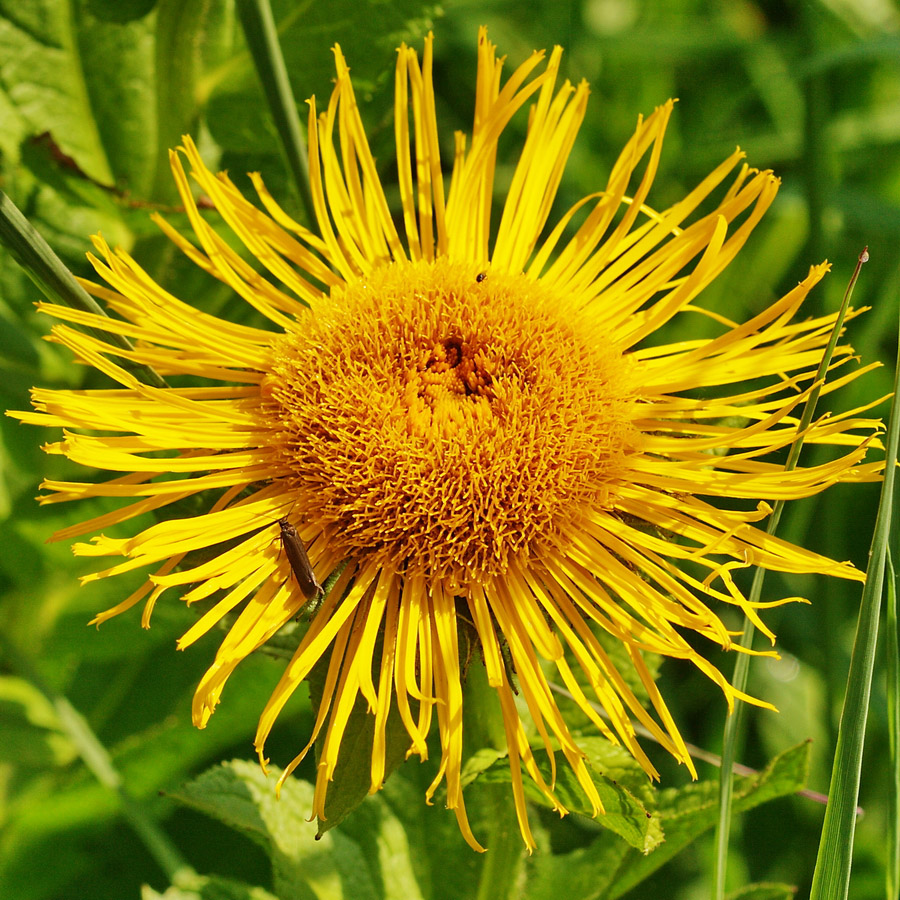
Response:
[263,258,641,581]
[408,334,499,438]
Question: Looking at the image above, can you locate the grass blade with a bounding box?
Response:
[713,249,870,900]
[809,293,900,899]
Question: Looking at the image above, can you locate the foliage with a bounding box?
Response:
[0,1,897,898]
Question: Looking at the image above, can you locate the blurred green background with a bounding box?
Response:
[0,0,897,897]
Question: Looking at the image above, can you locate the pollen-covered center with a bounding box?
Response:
[405,333,503,441]
[264,258,640,581]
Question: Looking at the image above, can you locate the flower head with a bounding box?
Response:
[11,30,882,850]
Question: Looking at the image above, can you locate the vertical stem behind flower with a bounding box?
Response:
[235,0,317,226]
[464,661,527,896]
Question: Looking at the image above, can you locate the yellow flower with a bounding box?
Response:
[10,29,883,850]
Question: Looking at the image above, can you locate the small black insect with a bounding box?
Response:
[476,271,487,283]
[278,517,324,601]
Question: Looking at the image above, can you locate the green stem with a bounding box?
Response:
[236,0,316,225]
[0,191,167,389]
[713,248,869,899]
[0,634,191,882]
[464,660,525,899]
[475,784,524,900]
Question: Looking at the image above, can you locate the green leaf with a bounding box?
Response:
[525,743,808,900]
[0,0,156,190]
[308,649,413,837]
[314,695,409,836]
[576,735,664,800]
[606,741,811,899]
[463,742,661,853]
[810,304,900,899]
[725,883,797,900]
[0,676,77,768]
[141,873,280,900]
[172,760,355,900]
[524,837,630,900]
[171,759,429,900]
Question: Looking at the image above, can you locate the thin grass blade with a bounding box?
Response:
[714,248,870,900]
[887,548,899,900]
[809,300,900,899]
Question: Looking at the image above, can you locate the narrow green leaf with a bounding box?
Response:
[715,248,870,899]
[887,548,899,900]
[810,304,900,899]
